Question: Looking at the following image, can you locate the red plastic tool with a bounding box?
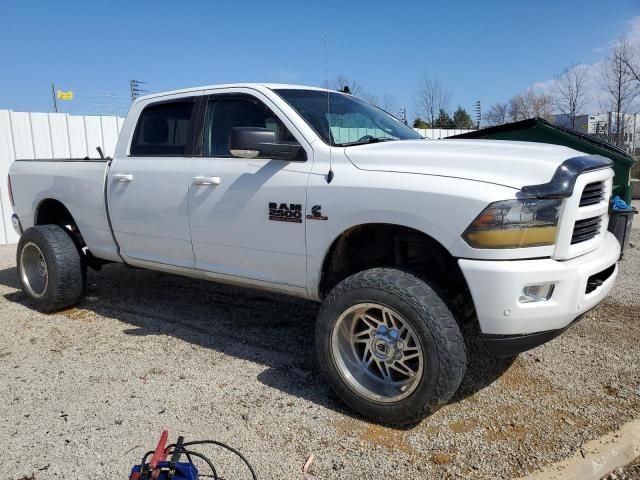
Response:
[149,430,169,480]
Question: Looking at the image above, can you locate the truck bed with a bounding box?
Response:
[9,159,120,262]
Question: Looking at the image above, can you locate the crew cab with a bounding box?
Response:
[8,84,620,425]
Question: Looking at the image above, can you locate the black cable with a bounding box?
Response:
[180,440,257,480]
[138,439,256,480]
[140,450,155,466]
[139,447,218,480]
[175,450,218,480]
[164,444,194,465]
[141,449,194,467]
[138,450,159,480]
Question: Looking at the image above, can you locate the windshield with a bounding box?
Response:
[274,89,422,146]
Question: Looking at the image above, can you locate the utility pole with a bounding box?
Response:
[51,83,58,113]
[474,100,481,130]
[633,113,637,156]
[399,107,407,125]
[129,79,147,102]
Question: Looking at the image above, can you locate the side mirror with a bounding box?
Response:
[229,127,306,161]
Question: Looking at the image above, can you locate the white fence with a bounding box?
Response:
[0,110,124,245]
[414,128,475,139]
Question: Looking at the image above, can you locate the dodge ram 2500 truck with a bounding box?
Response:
[8,84,620,425]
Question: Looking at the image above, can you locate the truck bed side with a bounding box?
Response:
[9,159,120,262]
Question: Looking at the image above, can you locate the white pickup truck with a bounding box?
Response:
[8,84,620,425]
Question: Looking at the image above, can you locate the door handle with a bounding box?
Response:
[112,174,133,182]
[193,176,221,185]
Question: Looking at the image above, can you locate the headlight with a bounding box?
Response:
[462,199,562,249]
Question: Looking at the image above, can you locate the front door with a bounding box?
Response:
[188,91,312,287]
[108,95,198,268]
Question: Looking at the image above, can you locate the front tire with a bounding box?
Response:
[17,225,85,312]
[316,268,467,425]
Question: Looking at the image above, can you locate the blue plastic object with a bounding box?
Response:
[611,195,630,211]
[129,461,199,480]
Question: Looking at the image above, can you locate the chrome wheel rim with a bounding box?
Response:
[20,242,48,298]
[331,303,424,403]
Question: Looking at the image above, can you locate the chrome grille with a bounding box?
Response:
[571,216,601,244]
[579,181,605,207]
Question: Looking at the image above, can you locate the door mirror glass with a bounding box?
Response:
[229,127,306,161]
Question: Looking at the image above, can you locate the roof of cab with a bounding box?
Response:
[134,83,331,103]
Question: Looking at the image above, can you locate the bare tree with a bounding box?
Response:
[382,93,398,116]
[509,92,532,121]
[554,64,591,128]
[323,75,363,96]
[623,53,640,82]
[415,77,451,126]
[509,89,554,121]
[600,39,640,147]
[533,92,555,120]
[485,102,509,126]
[360,92,380,107]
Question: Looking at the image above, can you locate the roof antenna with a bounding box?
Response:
[325,33,334,184]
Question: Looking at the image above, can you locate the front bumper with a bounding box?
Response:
[480,315,585,357]
[459,232,620,337]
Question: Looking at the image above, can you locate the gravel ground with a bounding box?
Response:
[0,229,638,480]
[603,456,640,480]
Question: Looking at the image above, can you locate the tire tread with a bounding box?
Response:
[316,267,467,425]
[17,225,84,312]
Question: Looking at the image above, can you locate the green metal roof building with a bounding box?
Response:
[451,117,636,203]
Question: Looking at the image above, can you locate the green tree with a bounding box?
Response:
[453,106,475,128]
[434,108,454,128]
[413,117,430,128]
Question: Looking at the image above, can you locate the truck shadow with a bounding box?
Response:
[0,263,515,427]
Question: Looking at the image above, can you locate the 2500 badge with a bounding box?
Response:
[269,202,302,223]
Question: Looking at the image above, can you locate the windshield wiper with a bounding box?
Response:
[337,137,397,147]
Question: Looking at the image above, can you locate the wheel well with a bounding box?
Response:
[319,224,476,328]
[35,199,87,252]
[35,199,76,228]
[33,199,109,271]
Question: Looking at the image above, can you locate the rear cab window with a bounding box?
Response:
[130,99,196,156]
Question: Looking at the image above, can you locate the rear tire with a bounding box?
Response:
[316,268,467,425]
[17,225,85,312]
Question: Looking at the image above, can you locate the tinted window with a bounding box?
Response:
[275,89,421,146]
[204,97,294,157]
[131,100,194,156]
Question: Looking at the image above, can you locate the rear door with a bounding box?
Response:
[108,94,199,268]
[188,89,313,287]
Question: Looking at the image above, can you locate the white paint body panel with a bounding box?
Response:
[108,156,195,268]
[9,160,120,262]
[188,156,310,286]
[344,138,583,190]
[187,87,313,287]
[7,83,620,338]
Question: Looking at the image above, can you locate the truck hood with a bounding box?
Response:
[343,139,585,189]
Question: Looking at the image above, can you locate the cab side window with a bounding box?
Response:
[203,97,295,157]
[131,100,195,156]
